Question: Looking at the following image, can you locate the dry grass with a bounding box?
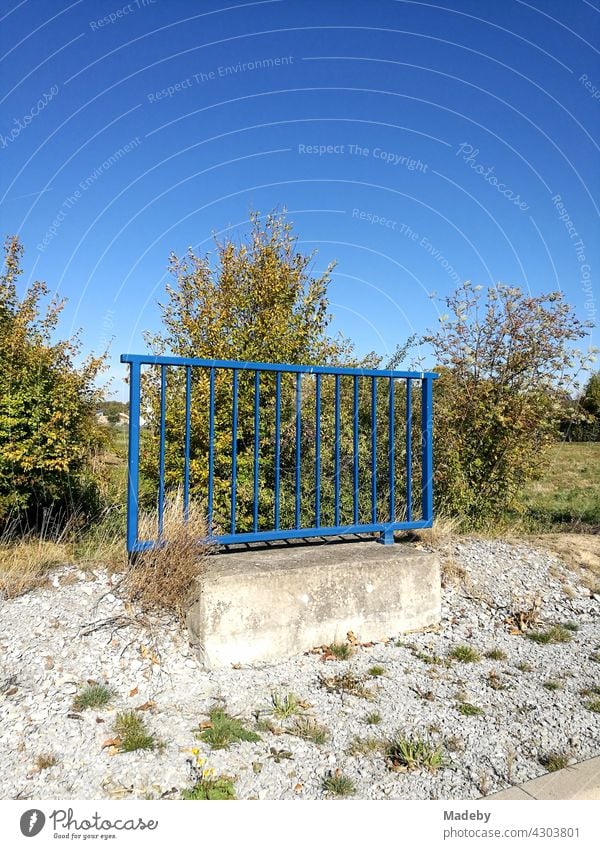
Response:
[0,536,69,599]
[415,514,462,548]
[122,492,216,619]
[525,534,600,593]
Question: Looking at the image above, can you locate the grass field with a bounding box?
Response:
[519,442,600,530]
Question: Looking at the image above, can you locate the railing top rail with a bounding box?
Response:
[120,353,438,380]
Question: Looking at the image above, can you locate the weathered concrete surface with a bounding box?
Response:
[485,756,600,800]
[186,541,440,668]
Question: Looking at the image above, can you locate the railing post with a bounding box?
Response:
[421,376,434,523]
[126,360,141,554]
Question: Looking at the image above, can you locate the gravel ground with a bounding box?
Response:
[1,537,599,800]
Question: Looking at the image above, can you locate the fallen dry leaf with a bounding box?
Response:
[199,721,213,730]
[231,662,242,669]
[102,737,122,750]
[129,687,138,697]
[95,717,105,724]
[136,700,156,712]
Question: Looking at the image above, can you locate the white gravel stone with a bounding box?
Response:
[0,540,598,800]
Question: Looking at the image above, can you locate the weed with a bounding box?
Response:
[113,711,157,752]
[270,692,302,720]
[539,751,569,772]
[326,642,354,660]
[584,697,600,713]
[365,712,382,725]
[525,626,572,645]
[319,672,376,700]
[563,621,579,632]
[347,735,383,756]
[487,671,506,691]
[123,492,216,619]
[590,652,600,663]
[446,735,465,753]
[368,665,386,677]
[322,770,356,797]
[449,645,481,663]
[183,749,235,799]
[413,649,443,665]
[457,703,485,716]
[0,522,70,599]
[485,648,507,661]
[386,734,445,772]
[516,661,534,672]
[36,754,57,770]
[580,685,600,697]
[543,680,562,691]
[197,708,261,750]
[72,684,114,712]
[288,716,328,745]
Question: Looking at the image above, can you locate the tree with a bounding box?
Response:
[140,210,408,533]
[423,281,593,523]
[0,236,106,530]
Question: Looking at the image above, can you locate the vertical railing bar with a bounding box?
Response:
[421,376,434,523]
[207,367,215,536]
[315,373,321,527]
[230,368,238,535]
[388,377,395,524]
[253,370,260,533]
[183,366,191,522]
[295,372,302,529]
[126,361,141,552]
[371,375,377,523]
[406,377,412,523]
[157,365,167,540]
[353,375,359,526]
[334,373,341,527]
[274,371,281,530]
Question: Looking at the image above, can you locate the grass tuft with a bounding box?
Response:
[197,707,261,750]
[457,702,485,716]
[288,716,328,745]
[584,696,600,713]
[36,754,57,770]
[485,648,507,661]
[368,665,386,677]
[365,712,382,725]
[72,683,114,712]
[385,733,445,772]
[322,771,356,797]
[347,735,384,756]
[319,671,376,700]
[326,642,354,660]
[270,692,302,720]
[543,680,562,691]
[525,626,572,645]
[539,751,569,772]
[113,711,157,752]
[449,644,481,663]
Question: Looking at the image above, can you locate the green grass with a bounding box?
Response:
[485,648,507,661]
[518,443,600,528]
[72,684,114,712]
[182,777,236,800]
[525,626,573,645]
[322,771,356,797]
[457,702,485,716]
[197,708,261,750]
[270,692,302,719]
[385,734,445,772]
[288,716,328,745]
[584,697,600,713]
[563,621,580,632]
[543,680,563,691]
[365,712,382,725]
[113,711,157,752]
[368,665,386,677]
[516,661,534,672]
[326,642,354,660]
[539,751,569,772]
[449,644,481,663]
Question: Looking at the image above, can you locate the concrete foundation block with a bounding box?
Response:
[186,542,441,668]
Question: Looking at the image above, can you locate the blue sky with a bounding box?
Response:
[1,0,599,398]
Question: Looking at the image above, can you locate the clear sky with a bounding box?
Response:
[1,0,599,398]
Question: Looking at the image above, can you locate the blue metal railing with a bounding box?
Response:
[120,353,438,553]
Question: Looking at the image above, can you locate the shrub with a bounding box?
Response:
[0,237,106,531]
[423,282,592,523]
